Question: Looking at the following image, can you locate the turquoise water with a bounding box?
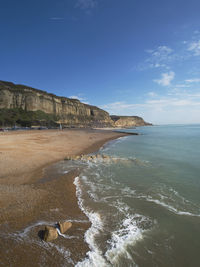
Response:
[74,125,200,266]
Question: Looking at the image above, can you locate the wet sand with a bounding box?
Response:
[0,129,128,266]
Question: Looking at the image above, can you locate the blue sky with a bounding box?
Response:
[1,0,200,124]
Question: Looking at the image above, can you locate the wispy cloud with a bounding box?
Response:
[139,45,175,70]
[154,71,175,86]
[139,34,200,72]
[75,0,97,12]
[175,84,191,88]
[50,17,65,21]
[187,40,200,56]
[185,78,200,83]
[147,91,157,97]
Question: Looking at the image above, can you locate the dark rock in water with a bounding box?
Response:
[38,229,45,240]
[43,226,58,242]
[58,221,72,234]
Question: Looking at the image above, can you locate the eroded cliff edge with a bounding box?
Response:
[0,81,113,127]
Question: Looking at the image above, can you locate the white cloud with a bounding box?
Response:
[185,78,200,83]
[69,95,83,100]
[149,46,173,56]
[141,45,174,70]
[101,90,200,124]
[188,40,200,56]
[69,95,89,104]
[75,0,97,10]
[154,71,175,86]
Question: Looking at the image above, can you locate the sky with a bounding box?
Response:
[1,0,200,124]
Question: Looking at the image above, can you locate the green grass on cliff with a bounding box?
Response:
[0,108,108,127]
[0,108,59,127]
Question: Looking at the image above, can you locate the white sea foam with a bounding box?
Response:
[15,220,53,238]
[121,186,136,195]
[105,215,144,266]
[106,199,151,265]
[114,200,130,214]
[46,242,74,264]
[74,177,109,267]
[55,226,79,239]
[144,196,200,217]
[168,187,191,204]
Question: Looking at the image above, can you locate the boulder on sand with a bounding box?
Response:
[58,221,72,234]
[43,226,58,242]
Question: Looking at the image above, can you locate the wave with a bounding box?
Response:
[135,194,200,217]
[145,197,200,217]
[74,177,151,267]
[105,215,143,266]
[100,136,130,152]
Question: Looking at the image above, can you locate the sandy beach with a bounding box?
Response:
[0,128,127,266]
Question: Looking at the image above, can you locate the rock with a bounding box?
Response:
[43,226,58,242]
[59,221,72,234]
[0,80,113,127]
[110,115,152,127]
[103,158,111,163]
[112,158,119,163]
[81,155,86,160]
[81,155,92,161]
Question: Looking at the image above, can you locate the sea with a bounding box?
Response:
[72,124,200,267]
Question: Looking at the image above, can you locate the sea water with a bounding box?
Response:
[73,125,200,267]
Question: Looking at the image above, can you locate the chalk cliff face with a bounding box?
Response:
[0,81,113,127]
[110,115,152,127]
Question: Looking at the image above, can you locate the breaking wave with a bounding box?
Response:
[74,176,151,267]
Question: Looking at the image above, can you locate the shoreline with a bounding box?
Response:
[0,129,130,266]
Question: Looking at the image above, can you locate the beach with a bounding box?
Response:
[1,126,199,267]
[0,128,127,266]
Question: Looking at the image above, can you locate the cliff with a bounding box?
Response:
[110,115,152,127]
[0,81,113,127]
